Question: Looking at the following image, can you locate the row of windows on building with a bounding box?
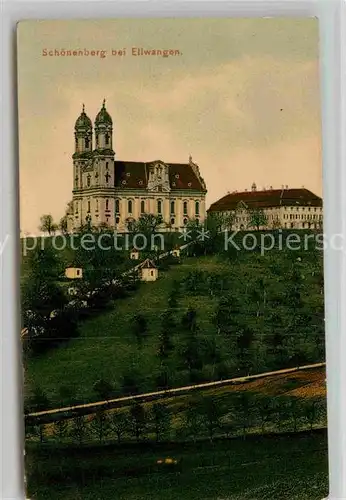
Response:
[283,206,321,212]
[75,199,200,216]
[283,222,319,228]
[283,213,323,220]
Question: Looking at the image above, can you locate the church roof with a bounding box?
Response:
[208,188,323,212]
[114,161,206,191]
[75,105,92,130]
[95,100,113,126]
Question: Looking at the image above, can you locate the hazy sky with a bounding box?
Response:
[17,18,321,235]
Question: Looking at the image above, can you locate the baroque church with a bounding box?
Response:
[67,101,207,232]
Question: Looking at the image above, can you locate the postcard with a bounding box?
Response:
[18,18,327,500]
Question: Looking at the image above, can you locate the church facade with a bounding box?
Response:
[67,101,207,232]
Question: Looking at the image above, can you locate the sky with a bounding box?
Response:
[17,18,322,235]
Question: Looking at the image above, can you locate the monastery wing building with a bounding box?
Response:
[68,101,207,232]
[208,183,323,230]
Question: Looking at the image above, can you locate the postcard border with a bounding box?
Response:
[1,1,345,499]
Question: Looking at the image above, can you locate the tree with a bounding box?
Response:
[289,398,303,433]
[213,294,242,347]
[236,326,255,375]
[206,212,235,233]
[155,365,171,391]
[183,270,206,294]
[70,415,88,445]
[111,411,128,443]
[132,213,163,235]
[39,214,58,235]
[129,403,147,442]
[59,215,68,235]
[304,400,318,431]
[22,273,70,353]
[201,336,221,366]
[26,246,64,280]
[185,218,204,255]
[150,403,171,442]
[132,313,148,347]
[236,393,254,439]
[257,397,274,433]
[167,290,178,309]
[248,209,268,230]
[183,402,204,443]
[27,386,50,413]
[58,385,76,407]
[181,308,202,378]
[53,418,69,442]
[158,310,175,361]
[93,379,114,401]
[21,246,68,352]
[121,371,140,396]
[201,397,222,442]
[90,409,110,444]
[98,221,110,232]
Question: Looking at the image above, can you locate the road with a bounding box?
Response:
[26,361,326,419]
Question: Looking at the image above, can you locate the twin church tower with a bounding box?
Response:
[67,100,207,233]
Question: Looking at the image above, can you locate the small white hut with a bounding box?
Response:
[172,246,181,258]
[65,267,83,279]
[138,258,158,282]
[130,247,140,260]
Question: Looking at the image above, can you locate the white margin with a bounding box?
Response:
[1,1,345,499]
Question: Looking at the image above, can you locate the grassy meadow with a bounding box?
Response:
[26,430,329,500]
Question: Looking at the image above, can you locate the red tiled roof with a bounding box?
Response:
[208,188,323,212]
[114,161,205,191]
[114,161,147,189]
[168,163,204,190]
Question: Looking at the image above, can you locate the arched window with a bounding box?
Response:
[128,200,133,214]
[105,133,110,146]
[157,200,162,214]
[87,174,91,187]
[195,201,200,216]
[87,201,91,213]
[183,201,188,215]
[85,137,90,149]
[115,199,120,213]
[105,199,109,211]
[141,200,145,214]
[170,201,175,214]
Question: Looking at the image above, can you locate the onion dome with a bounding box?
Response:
[95,99,113,126]
[75,104,92,130]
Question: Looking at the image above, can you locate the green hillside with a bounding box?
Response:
[25,243,324,408]
[25,256,225,403]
